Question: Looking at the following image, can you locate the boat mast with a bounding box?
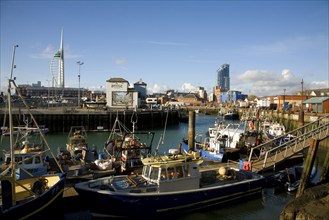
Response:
[8,45,19,204]
[131,107,138,138]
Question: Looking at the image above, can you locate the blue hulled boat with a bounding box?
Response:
[74,150,265,218]
[182,122,246,162]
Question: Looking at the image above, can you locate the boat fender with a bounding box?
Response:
[32,178,48,195]
[219,167,227,175]
[242,161,252,171]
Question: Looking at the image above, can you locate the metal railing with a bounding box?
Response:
[248,115,329,171]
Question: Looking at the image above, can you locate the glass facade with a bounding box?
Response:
[216,64,230,92]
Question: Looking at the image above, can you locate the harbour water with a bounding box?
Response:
[0,114,304,219]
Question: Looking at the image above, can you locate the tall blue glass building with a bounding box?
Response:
[216,64,230,92]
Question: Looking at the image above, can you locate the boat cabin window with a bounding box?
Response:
[166,166,184,179]
[34,156,41,164]
[150,167,159,181]
[142,165,151,177]
[168,167,175,179]
[176,166,184,178]
[160,168,167,180]
[16,156,22,163]
[24,156,33,164]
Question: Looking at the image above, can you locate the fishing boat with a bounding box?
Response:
[65,126,93,161]
[104,112,153,174]
[1,71,66,219]
[74,149,265,218]
[60,125,115,182]
[224,109,239,120]
[182,122,246,162]
[267,123,286,138]
[0,128,49,180]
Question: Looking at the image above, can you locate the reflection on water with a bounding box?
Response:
[177,188,296,220]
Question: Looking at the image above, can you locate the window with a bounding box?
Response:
[168,167,175,179]
[24,156,33,164]
[35,156,41,164]
[160,168,167,180]
[15,156,22,163]
[176,166,184,178]
[150,167,159,181]
[142,165,150,177]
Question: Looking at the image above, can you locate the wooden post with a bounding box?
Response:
[319,137,329,183]
[296,138,319,198]
[255,109,260,131]
[298,110,304,127]
[188,110,195,152]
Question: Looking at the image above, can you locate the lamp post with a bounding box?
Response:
[10,45,19,80]
[77,61,84,107]
[283,88,286,110]
[46,79,50,109]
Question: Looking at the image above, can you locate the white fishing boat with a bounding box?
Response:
[183,122,246,162]
[268,123,286,137]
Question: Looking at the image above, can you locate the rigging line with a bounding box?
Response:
[11,80,64,173]
[131,108,138,135]
[161,109,169,144]
[154,108,170,158]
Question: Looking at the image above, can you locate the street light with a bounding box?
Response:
[46,79,51,109]
[10,45,19,80]
[77,61,84,106]
[283,88,286,110]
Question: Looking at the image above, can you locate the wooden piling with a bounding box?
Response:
[319,137,329,183]
[296,138,319,198]
[188,110,195,152]
[298,111,304,127]
[255,109,260,131]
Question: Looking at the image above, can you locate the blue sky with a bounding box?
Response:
[1,0,328,97]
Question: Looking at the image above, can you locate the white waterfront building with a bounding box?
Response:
[106,78,138,109]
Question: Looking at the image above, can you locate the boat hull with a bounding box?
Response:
[224,113,239,120]
[75,176,265,218]
[0,173,66,220]
[181,141,226,162]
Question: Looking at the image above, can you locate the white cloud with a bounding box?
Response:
[237,69,304,96]
[147,83,170,94]
[115,59,126,65]
[29,44,79,59]
[146,82,198,94]
[238,70,274,82]
[29,44,55,59]
[180,83,195,92]
[308,80,329,89]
